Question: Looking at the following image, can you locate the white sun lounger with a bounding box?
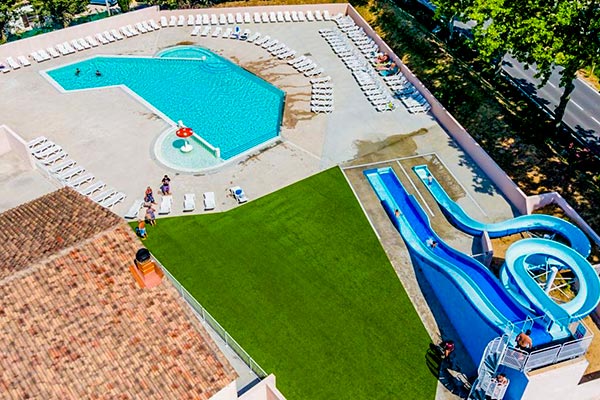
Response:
[136,22,147,33]
[262,39,278,49]
[120,26,132,38]
[291,11,299,22]
[261,12,269,23]
[56,43,68,55]
[211,26,222,37]
[33,144,62,159]
[169,16,177,27]
[298,11,306,22]
[111,28,124,40]
[227,13,235,24]
[78,180,105,196]
[276,11,284,22]
[195,14,202,25]
[253,12,261,23]
[125,199,144,219]
[177,15,185,26]
[161,16,168,27]
[269,11,277,23]
[92,189,117,203]
[323,10,332,20]
[149,19,161,30]
[191,26,201,36]
[0,62,9,73]
[46,47,60,57]
[31,141,55,154]
[222,27,232,38]
[211,14,218,25]
[244,12,251,23]
[102,32,115,42]
[236,13,244,23]
[202,14,210,25]
[85,36,99,47]
[219,14,227,24]
[306,67,324,77]
[203,192,215,210]
[159,195,173,214]
[229,186,248,204]
[95,33,108,45]
[58,166,85,182]
[49,159,76,175]
[127,25,139,35]
[28,136,48,149]
[63,42,76,53]
[284,11,292,22]
[18,55,31,67]
[255,35,270,46]
[6,57,20,70]
[66,173,93,188]
[278,50,296,59]
[100,192,126,209]
[37,50,51,61]
[200,26,211,37]
[30,51,43,63]
[70,40,84,51]
[40,151,68,165]
[187,14,195,26]
[315,10,324,21]
[78,38,91,49]
[306,10,315,21]
[288,55,306,65]
[183,193,195,212]
[100,192,126,208]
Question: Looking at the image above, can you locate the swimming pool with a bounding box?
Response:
[44,46,285,167]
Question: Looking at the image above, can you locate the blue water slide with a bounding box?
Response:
[503,238,600,321]
[364,167,561,350]
[412,165,591,258]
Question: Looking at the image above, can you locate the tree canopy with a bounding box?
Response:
[0,0,21,43]
[433,0,600,128]
[32,0,90,27]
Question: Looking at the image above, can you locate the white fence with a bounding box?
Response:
[156,258,268,379]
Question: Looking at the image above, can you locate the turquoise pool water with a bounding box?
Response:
[45,46,285,163]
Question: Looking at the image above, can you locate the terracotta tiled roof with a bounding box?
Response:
[0,187,123,280]
[0,190,237,399]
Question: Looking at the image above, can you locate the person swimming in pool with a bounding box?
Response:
[75,68,81,76]
[95,70,102,77]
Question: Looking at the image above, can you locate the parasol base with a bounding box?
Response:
[180,143,193,153]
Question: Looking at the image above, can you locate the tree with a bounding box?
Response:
[433,0,600,131]
[117,0,130,12]
[32,0,90,27]
[0,0,20,43]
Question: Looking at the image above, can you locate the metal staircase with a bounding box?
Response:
[468,336,511,400]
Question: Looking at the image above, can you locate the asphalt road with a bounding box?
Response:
[502,55,600,152]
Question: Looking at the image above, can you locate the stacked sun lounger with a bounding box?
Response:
[309,75,334,113]
[27,136,126,208]
[320,27,398,112]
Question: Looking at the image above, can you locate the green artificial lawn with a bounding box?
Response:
[138,167,437,399]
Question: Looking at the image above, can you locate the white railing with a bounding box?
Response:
[499,320,593,372]
[155,258,268,379]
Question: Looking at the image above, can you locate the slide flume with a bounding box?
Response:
[412,165,591,257]
[364,167,562,353]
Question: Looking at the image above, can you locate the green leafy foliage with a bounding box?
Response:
[31,0,90,27]
[433,0,600,125]
[0,0,20,42]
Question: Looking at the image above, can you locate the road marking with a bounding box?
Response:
[572,101,584,111]
[396,160,435,217]
[548,81,556,88]
[591,116,600,126]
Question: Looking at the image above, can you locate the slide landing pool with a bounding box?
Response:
[364,167,600,363]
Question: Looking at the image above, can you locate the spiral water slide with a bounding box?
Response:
[412,164,599,325]
[412,165,591,258]
[364,167,559,347]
